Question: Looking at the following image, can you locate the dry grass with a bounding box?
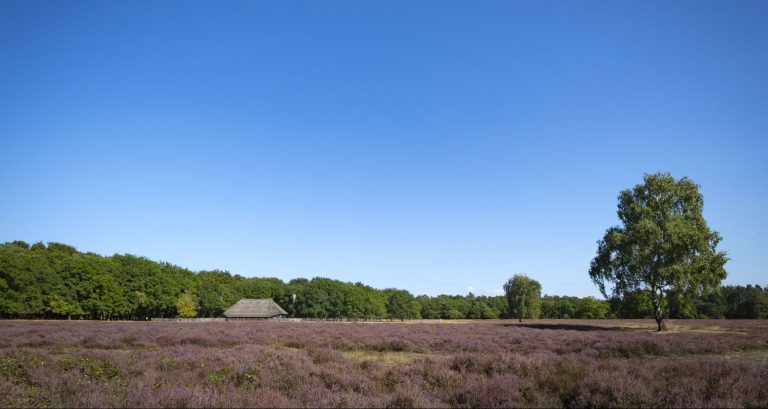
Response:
[720,350,768,362]
[341,350,445,364]
[511,319,754,334]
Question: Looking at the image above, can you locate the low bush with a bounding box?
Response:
[0,319,766,407]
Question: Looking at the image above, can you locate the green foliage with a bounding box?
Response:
[608,290,654,319]
[504,274,542,321]
[694,292,726,319]
[0,239,762,320]
[589,173,728,331]
[0,357,28,382]
[667,288,698,319]
[195,271,236,317]
[84,274,129,320]
[384,289,421,319]
[45,295,83,319]
[0,243,197,320]
[58,356,121,382]
[283,277,389,319]
[175,291,197,318]
[207,367,233,385]
[721,285,768,319]
[540,295,610,319]
[480,305,500,319]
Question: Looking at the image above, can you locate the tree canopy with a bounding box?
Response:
[589,173,728,331]
[1,239,760,321]
[0,241,509,320]
[503,274,542,322]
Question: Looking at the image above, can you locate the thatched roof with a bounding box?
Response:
[223,299,288,318]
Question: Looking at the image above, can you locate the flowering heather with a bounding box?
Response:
[1,319,767,408]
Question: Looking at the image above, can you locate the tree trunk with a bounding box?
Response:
[652,287,667,332]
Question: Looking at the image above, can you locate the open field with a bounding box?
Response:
[1,320,767,408]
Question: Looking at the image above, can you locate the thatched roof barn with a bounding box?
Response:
[223,299,288,320]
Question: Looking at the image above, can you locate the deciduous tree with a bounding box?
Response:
[589,173,727,331]
[503,274,541,322]
[176,291,197,318]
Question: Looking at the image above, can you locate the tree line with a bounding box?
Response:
[1,240,764,320]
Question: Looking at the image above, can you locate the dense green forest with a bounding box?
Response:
[1,241,766,320]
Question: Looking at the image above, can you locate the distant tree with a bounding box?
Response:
[45,294,83,319]
[434,295,469,319]
[466,293,484,319]
[354,282,387,318]
[722,285,768,319]
[291,277,334,318]
[667,288,698,318]
[445,308,463,319]
[484,295,509,319]
[10,238,768,322]
[176,291,197,318]
[694,291,725,319]
[503,274,542,322]
[195,271,235,317]
[541,296,567,319]
[481,304,500,319]
[384,289,421,319]
[10,241,30,249]
[47,242,77,255]
[416,295,441,319]
[576,296,609,319]
[237,277,287,301]
[589,173,728,331]
[84,274,129,320]
[609,290,654,319]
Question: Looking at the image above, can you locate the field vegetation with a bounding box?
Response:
[1,319,767,408]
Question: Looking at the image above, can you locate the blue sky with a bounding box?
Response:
[1,1,766,297]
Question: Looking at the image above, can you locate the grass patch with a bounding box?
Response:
[717,350,768,362]
[58,356,121,382]
[0,357,28,383]
[341,350,443,364]
[604,321,750,334]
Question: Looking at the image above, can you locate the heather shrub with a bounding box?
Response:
[307,347,345,365]
[207,367,233,385]
[283,339,307,349]
[234,364,264,389]
[565,368,652,408]
[80,334,123,350]
[0,382,49,408]
[58,355,122,382]
[373,338,411,352]
[1,319,767,408]
[449,352,514,376]
[0,357,28,383]
[17,338,51,348]
[157,357,181,371]
[386,385,438,409]
[535,359,587,397]
[405,358,459,390]
[452,373,521,408]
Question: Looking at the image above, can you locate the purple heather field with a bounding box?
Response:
[1,320,767,408]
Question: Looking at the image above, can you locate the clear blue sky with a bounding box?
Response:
[1,1,766,298]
